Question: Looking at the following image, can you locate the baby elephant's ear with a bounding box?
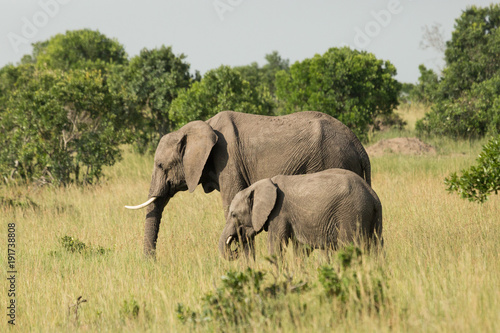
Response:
[251,179,277,232]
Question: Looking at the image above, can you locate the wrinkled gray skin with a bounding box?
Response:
[139,111,371,257]
[219,169,383,260]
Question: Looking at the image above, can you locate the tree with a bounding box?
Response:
[439,4,500,99]
[169,66,274,128]
[33,29,128,72]
[123,46,197,151]
[417,75,500,138]
[234,51,290,99]
[445,136,500,202]
[0,64,33,108]
[0,68,135,185]
[275,47,400,140]
[415,5,500,138]
[410,64,440,104]
[260,51,290,94]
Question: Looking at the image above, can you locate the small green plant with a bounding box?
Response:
[60,236,89,253]
[120,297,140,320]
[318,245,386,312]
[59,236,111,255]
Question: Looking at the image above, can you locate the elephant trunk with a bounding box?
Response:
[144,196,169,257]
[219,224,239,261]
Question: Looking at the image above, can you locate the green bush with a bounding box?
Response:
[0,68,136,185]
[409,65,440,104]
[169,65,275,129]
[122,46,197,152]
[176,247,388,329]
[318,245,386,312]
[445,136,500,202]
[234,51,290,96]
[275,47,401,140]
[416,75,500,138]
[120,298,140,320]
[416,5,500,138]
[439,4,500,99]
[59,236,110,255]
[33,29,128,72]
[176,264,308,328]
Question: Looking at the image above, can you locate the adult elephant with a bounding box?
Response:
[125,111,371,257]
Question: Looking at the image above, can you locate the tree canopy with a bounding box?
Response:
[169,65,274,129]
[417,4,500,138]
[32,29,128,72]
[122,46,197,151]
[0,67,135,185]
[275,47,401,140]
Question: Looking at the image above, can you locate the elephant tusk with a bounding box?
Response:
[124,197,157,210]
[226,235,233,245]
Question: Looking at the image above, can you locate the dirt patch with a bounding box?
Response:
[366,137,436,157]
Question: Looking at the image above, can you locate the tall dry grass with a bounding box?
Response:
[0,107,499,331]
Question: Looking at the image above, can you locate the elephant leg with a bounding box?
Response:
[267,221,290,257]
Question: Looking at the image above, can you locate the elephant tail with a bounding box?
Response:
[362,150,371,187]
[354,139,372,187]
[373,199,383,248]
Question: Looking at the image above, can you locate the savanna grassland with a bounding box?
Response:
[1,105,499,332]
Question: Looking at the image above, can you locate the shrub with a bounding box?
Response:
[416,75,500,138]
[33,29,127,72]
[445,136,500,202]
[120,297,140,320]
[169,65,275,129]
[123,46,196,152]
[0,68,136,185]
[177,247,388,329]
[275,47,401,140]
[59,236,110,255]
[318,245,386,312]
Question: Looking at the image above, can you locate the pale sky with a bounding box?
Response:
[0,0,495,83]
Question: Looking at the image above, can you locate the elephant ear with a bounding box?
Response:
[180,121,218,193]
[251,179,277,233]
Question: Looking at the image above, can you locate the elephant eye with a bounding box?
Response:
[157,163,163,170]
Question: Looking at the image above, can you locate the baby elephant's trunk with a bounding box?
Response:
[218,224,239,260]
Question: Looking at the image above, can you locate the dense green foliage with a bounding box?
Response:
[417,76,500,137]
[409,65,440,104]
[440,5,500,99]
[0,67,135,185]
[0,28,406,185]
[234,51,290,95]
[170,65,274,128]
[275,47,401,140]
[122,46,197,151]
[417,4,500,138]
[445,136,500,202]
[32,29,128,72]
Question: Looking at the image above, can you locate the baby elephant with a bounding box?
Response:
[219,169,382,260]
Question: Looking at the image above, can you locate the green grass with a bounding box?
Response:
[1,109,499,331]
